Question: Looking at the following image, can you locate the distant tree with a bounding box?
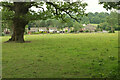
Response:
[81,16,89,24]
[73,21,83,32]
[106,11,118,32]
[99,22,109,31]
[81,12,109,24]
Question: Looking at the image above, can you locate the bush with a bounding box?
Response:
[85,30,89,32]
[108,30,115,33]
[94,30,97,32]
[40,31,43,34]
[24,31,28,34]
[2,33,5,36]
[33,32,40,34]
[70,31,74,33]
[80,30,83,32]
[65,30,68,33]
[43,31,47,34]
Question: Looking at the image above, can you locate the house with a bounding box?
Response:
[39,27,47,32]
[48,27,57,33]
[30,27,39,32]
[84,24,96,32]
[4,28,10,34]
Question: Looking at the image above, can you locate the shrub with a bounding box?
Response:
[65,30,68,33]
[40,31,43,34]
[108,30,115,33]
[70,30,74,33]
[95,30,97,32]
[24,31,28,34]
[43,31,47,34]
[34,32,40,34]
[80,30,83,32]
[2,33,5,36]
[85,30,89,32]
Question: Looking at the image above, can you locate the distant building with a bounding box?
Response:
[48,27,57,33]
[84,24,96,32]
[4,28,10,34]
[39,27,47,32]
[30,27,39,32]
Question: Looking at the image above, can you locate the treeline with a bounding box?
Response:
[2,11,119,32]
[81,12,109,24]
[98,11,119,32]
[28,12,110,27]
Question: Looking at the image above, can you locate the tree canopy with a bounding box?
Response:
[100,2,120,10]
[0,1,88,42]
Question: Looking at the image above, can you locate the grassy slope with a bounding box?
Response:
[1,33,118,78]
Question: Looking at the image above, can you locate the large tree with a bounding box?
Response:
[99,1,120,10]
[1,1,87,43]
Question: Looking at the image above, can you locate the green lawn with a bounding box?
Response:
[91,24,99,26]
[1,33,118,78]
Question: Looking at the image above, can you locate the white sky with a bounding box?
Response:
[0,0,111,13]
[83,0,110,13]
[31,0,111,13]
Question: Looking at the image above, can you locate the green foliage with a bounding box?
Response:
[25,25,29,28]
[97,11,119,31]
[81,12,109,24]
[65,30,68,33]
[1,1,88,22]
[2,32,5,36]
[2,20,13,32]
[43,31,47,34]
[85,30,89,32]
[70,30,74,33]
[73,21,83,32]
[40,31,43,33]
[95,30,97,32]
[108,30,115,33]
[100,2,120,10]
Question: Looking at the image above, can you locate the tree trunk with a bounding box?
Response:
[9,26,25,43]
[111,26,114,33]
[6,2,30,43]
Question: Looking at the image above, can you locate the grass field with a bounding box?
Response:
[1,33,118,78]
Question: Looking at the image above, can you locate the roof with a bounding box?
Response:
[84,24,96,30]
[39,27,47,31]
[49,27,57,30]
[30,27,38,29]
[30,27,38,31]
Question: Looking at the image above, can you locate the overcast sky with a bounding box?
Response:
[0,0,111,13]
[31,0,111,13]
[83,0,110,13]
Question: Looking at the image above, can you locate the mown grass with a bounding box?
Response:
[1,33,118,78]
[91,24,99,26]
